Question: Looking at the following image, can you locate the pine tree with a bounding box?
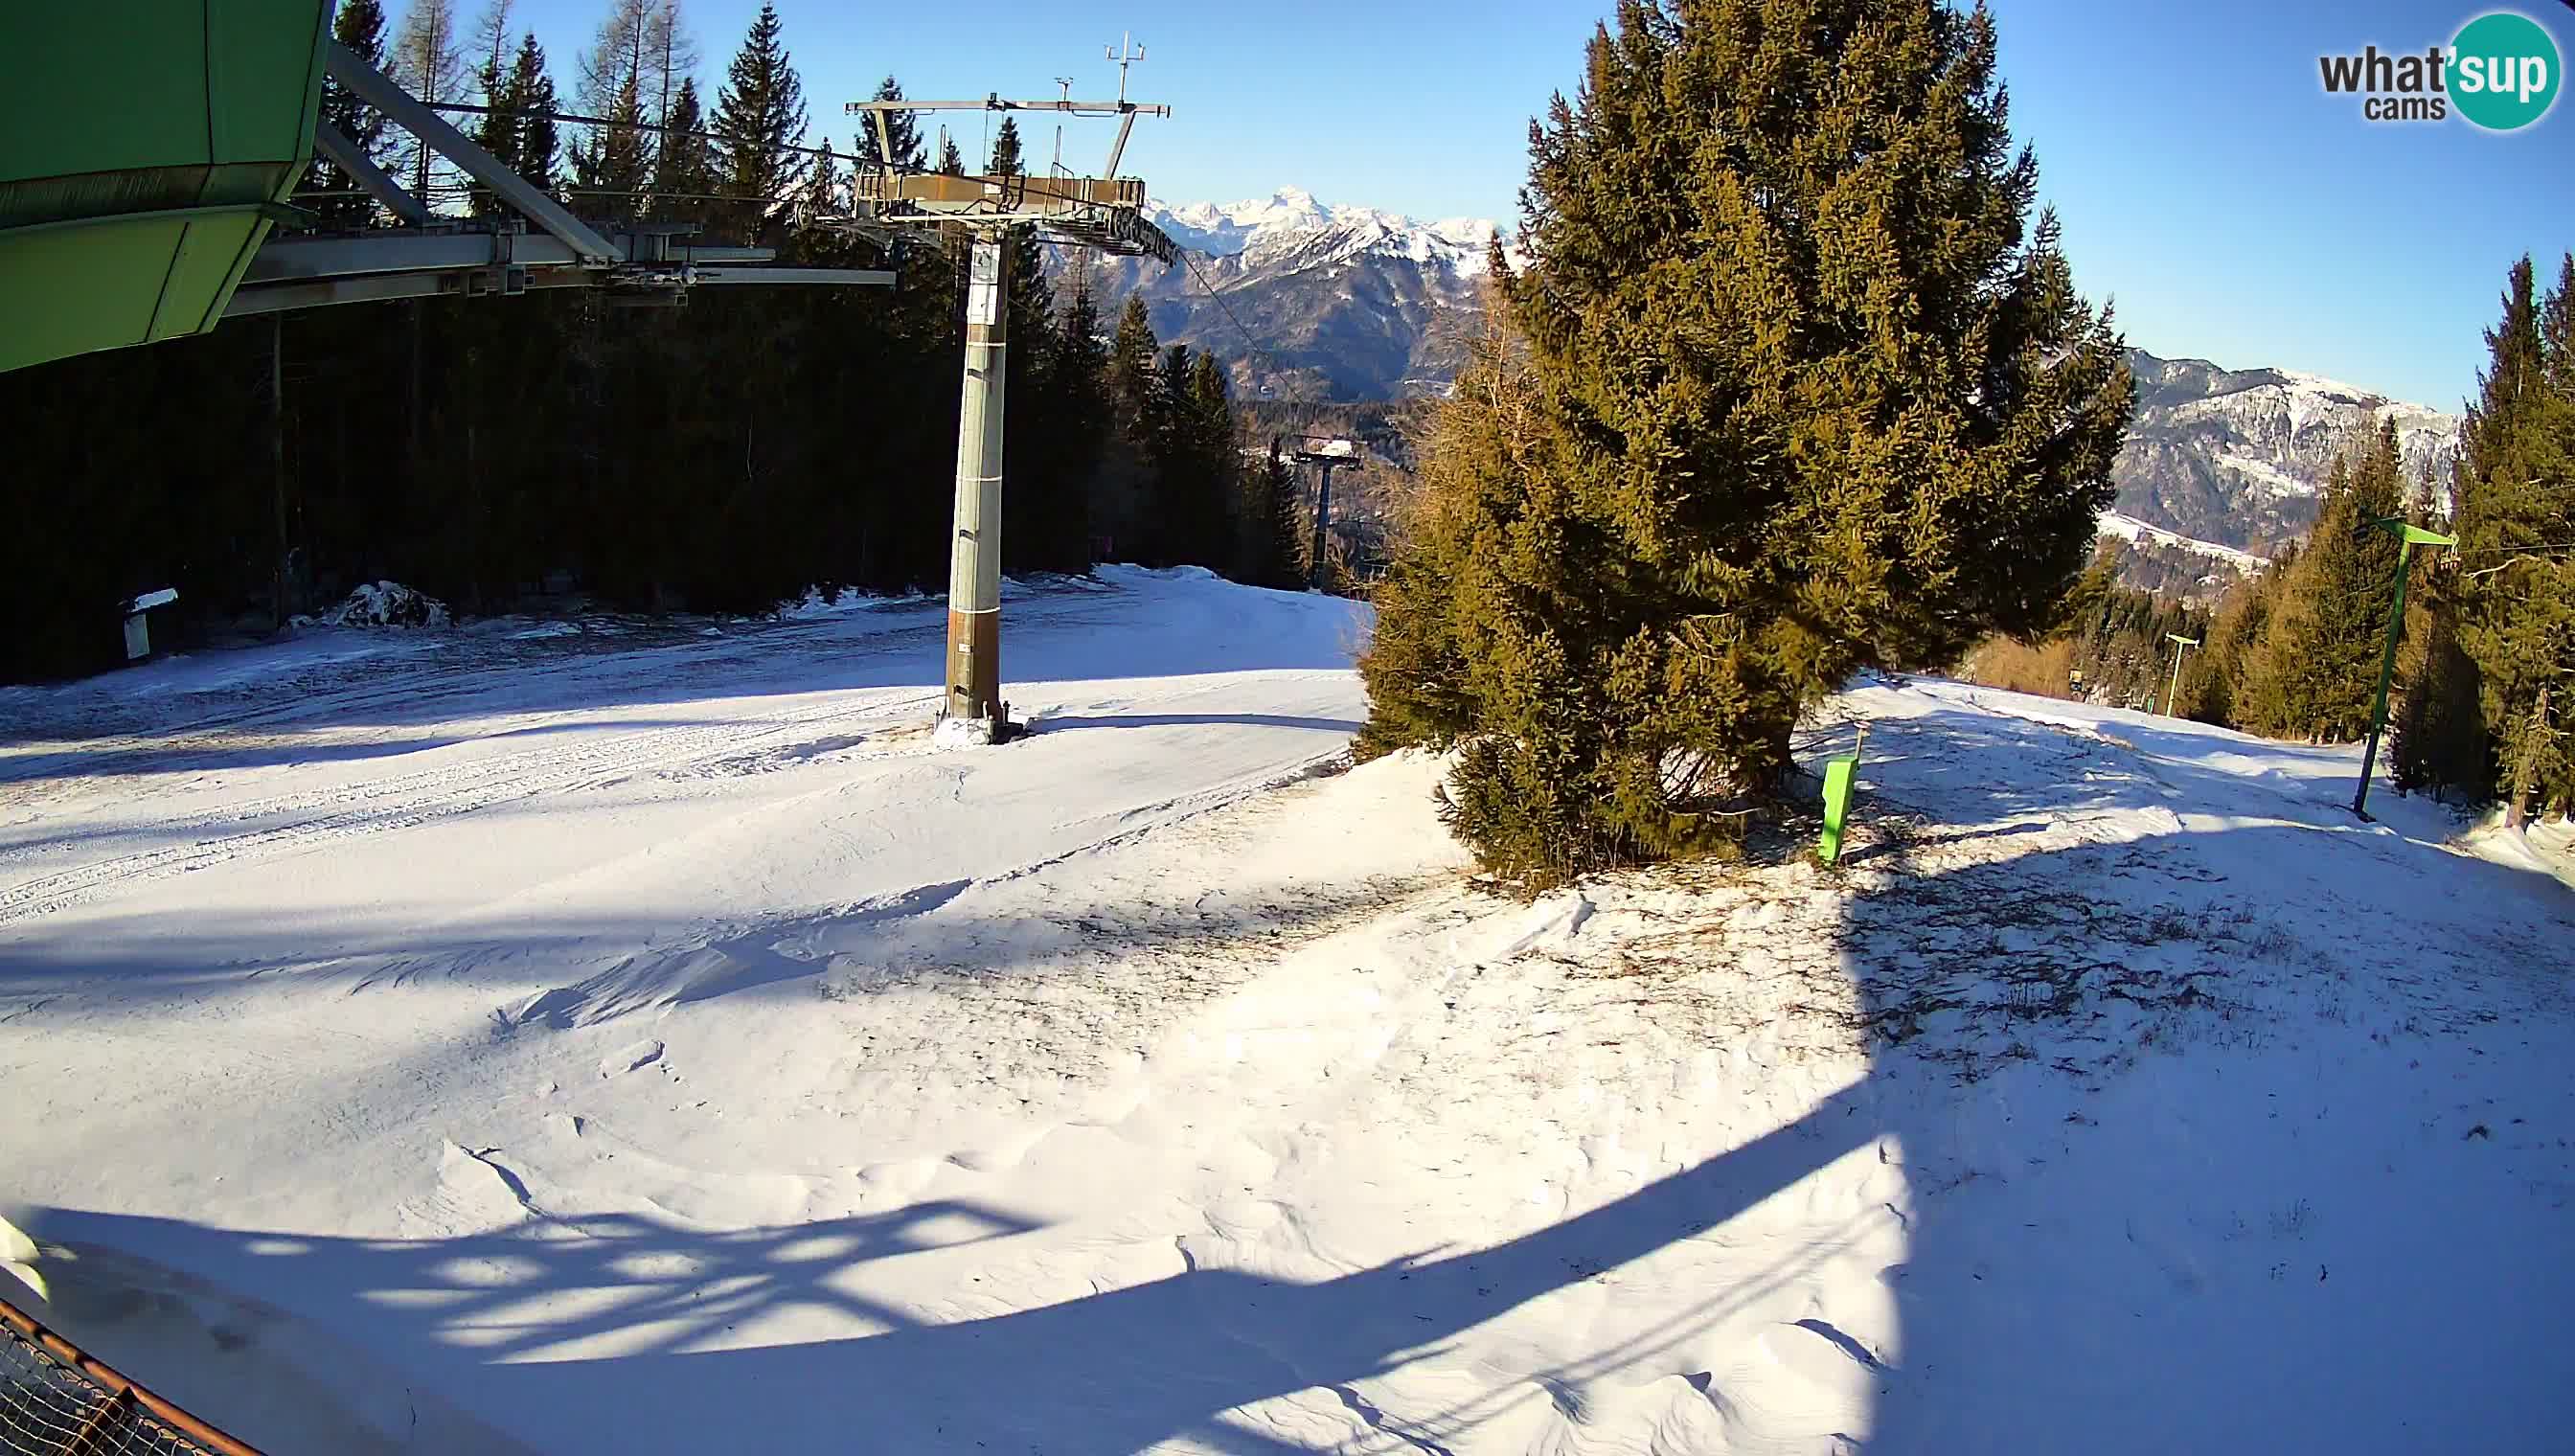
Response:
[649,76,711,220]
[1183,351,1240,567]
[1096,295,1167,560]
[1358,0,2133,885]
[937,136,966,176]
[2452,254,2575,823]
[853,77,924,174]
[1042,283,1113,566]
[306,0,394,230]
[710,3,809,239]
[988,117,1024,177]
[511,34,561,196]
[1242,441,1308,589]
[573,71,651,222]
[2238,428,2407,740]
[2187,554,2284,727]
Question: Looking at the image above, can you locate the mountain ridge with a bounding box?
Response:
[1054,187,2465,580]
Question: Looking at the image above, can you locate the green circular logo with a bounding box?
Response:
[2451,11,2562,130]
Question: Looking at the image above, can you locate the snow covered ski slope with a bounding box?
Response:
[2,569,2570,1454]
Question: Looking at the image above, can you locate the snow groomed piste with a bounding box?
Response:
[1,567,2569,1453]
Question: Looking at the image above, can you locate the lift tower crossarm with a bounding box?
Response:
[844,99,1171,116]
[324,40,621,263]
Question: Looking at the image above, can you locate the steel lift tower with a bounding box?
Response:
[847,45,1178,741]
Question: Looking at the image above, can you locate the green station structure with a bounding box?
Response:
[1,4,332,374]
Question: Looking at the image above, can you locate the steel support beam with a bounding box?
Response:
[1103,110,1139,180]
[325,41,621,262]
[226,267,590,316]
[246,230,581,281]
[310,125,435,227]
[692,267,897,286]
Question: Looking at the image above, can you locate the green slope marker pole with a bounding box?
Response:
[1818,722,1867,864]
[2353,519,2456,820]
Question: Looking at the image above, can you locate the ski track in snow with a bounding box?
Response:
[2,574,2572,1455]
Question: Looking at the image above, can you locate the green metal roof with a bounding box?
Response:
[0,2,331,373]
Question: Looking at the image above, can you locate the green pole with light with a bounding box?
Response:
[2352,518,2458,820]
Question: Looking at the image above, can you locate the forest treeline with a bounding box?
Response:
[1968,254,2575,825]
[0,0,1305,684]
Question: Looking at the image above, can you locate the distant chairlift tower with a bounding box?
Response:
[1287,438,1359,591]
[846,57,1178,740]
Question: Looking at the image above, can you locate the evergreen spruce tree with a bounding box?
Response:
[468,18,555,216]
[2238,427,2406,740]
[1042,283,1113,567]
[1108,296,1161,428]
[574,71,652,222]
[306,0,394,230]
[1242,441,1309,589]
[512,35,561,195]
[710,3,809,240]
[1184,351,1240,568]
[650,77,712,220]
[988,117,1025,177]
[937,137,966,175]
[2452,254,2575,823]
[2187,555,2284,728]
[1103,295,1167,557]
[1358,0,2133,885]
[1153,344,1205,560]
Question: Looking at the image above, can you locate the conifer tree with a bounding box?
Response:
[2186,554,2284,728]
[936,137,965,175]
[1358,0,2133,885]
[307,0,394,230]
[2451,254,2575,823]
[573,71,651,222]
[468,16,556,216]
[1040,283,1113,566]
[710,3,809,239]
[1242,442,1308,589]
[513,35,561,194]
[988,117,1024,177]
[650,76,712,220]
[1183,351,1240,567]
[2238,427,2407,741]
[1108,297,1164,449]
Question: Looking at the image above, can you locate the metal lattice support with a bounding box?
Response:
[0,1297,258,1456]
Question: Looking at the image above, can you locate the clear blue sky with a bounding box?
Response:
[496,0,2571,408]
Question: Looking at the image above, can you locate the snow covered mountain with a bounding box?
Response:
[1058,197,2465,570]
[2112,350,2463,556]
[1053,187,1505,399]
